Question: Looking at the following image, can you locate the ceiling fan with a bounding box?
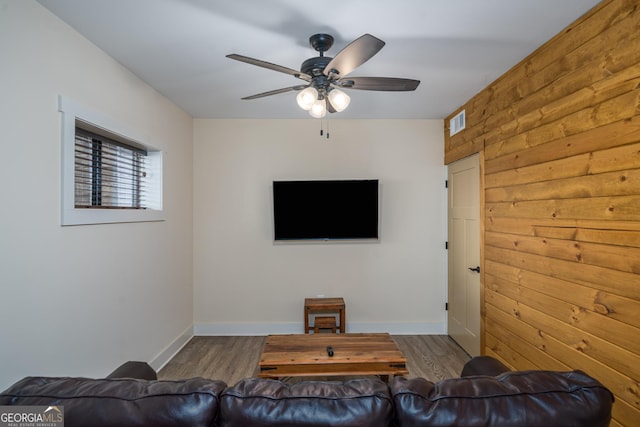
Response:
[226,33,420,118]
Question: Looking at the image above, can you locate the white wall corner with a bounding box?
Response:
[149,325,194,372]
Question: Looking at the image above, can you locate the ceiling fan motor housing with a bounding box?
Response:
[300,56,333,77]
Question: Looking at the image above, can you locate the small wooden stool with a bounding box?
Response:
[304,298,345,334]
[313,316,337,333]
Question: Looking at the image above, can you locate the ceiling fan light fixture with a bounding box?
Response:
[328,88,351,112]
[296,86,318,110]
[308,98,327,118]
[228,33,420,122]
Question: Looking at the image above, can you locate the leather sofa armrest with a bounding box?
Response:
[106,361,157,380]
[1,376,226,427]
[390,371,613,427]
[460,356,510,377]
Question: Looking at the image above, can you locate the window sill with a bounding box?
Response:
[61,208,165,226]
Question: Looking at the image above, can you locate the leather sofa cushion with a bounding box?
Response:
[390,370,613,427]
[106,361,158,380]
[0,376,227,427]
[460,355,511,377]
[220,378,393,427]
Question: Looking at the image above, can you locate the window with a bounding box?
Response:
[74,128,147,209]
[59,96,164,225]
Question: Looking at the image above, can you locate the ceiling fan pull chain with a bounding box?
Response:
[326,118,330,139]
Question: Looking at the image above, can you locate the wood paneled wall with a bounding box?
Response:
[444,1,640,425]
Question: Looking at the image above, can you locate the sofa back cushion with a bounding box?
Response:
[391,370,613,427]
[0,377,227,427]
[220,378,393,427]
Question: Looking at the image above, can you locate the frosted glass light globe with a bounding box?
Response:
[296,87,318,110]
[328,89,350,112]
[309,99,327,118]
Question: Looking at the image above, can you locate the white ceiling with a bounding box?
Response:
[37,0,601,119]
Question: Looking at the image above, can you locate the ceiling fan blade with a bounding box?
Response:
[336,77,420,91]
[323,34,385,78]
[227,54,311,81]
[241,85,308,100]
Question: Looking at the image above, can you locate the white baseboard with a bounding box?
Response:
[149,324,194,372]
[347,321,446,335]
[194,321,446,336]
[194,322,301,336]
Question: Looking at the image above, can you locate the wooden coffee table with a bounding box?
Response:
[258,333,408,381]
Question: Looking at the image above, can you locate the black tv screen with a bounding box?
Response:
[273,180,379,241]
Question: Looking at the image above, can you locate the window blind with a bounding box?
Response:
[74,128,148,209]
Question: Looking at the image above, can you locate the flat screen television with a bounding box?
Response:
[273,179,379,241]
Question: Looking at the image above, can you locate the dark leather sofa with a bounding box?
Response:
[0,356,613,427]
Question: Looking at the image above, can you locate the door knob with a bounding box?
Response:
[468,266,480,273]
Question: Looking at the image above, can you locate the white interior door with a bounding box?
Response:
[447,154,481,356]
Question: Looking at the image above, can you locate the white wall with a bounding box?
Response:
[0,0,447,390]
[0,1,194,388]
[193,119,446,335]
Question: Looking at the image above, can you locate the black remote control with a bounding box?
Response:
[327,346,334,357]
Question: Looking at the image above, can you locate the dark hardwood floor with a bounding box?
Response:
[158,335,470,385]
